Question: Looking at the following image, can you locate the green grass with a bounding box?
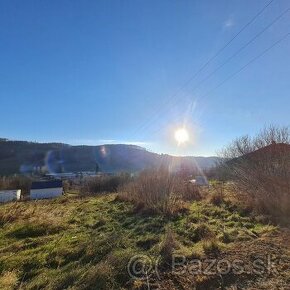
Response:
[0,194,274,289]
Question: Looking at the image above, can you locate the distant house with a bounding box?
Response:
[30,180,63,200]
[0,190,21,203]
[189,176,209,186]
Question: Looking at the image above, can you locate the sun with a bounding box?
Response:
[174,128,189,145]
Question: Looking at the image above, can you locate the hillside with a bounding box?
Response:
[0,139,218,175]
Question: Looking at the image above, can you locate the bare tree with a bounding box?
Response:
[218,125,290,218]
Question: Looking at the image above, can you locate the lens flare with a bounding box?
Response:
[174,128,189,145]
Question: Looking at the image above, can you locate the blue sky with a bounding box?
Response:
[0,0,289,156]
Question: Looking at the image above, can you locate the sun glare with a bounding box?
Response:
[174,128,189,145]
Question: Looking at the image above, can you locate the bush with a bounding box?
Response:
[209,181,224,206]
[118,169,193,216]
[174,180,202,202]
[80,174,130,195]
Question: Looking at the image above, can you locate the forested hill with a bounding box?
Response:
[0,139,218,175]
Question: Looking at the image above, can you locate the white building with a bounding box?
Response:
[0,190,21,203]
[30,180,63,200]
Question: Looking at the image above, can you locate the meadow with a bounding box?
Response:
[0,184,289,290]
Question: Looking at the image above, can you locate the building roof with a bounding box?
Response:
[243,142,290,160]
[31,180,63,190]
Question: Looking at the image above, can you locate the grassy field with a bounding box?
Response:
[0,194,289,289]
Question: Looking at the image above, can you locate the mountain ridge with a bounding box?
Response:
[0,138,218,175]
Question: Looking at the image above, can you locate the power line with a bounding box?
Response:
[132,0,275,136]
[199,32,290,100]
[137,4,290,137]
[148,32,290,138]
[181,0,275,86]
[188,8,290,94]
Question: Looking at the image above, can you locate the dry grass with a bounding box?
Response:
[202,238,221,256]
[159,227,179,265]
[76,261,115,289]
[0,197,73,231]
[118,169,200,216]
[0,193,285,289]
[0,176,31,195]
[208,181,225,206]
[0,271,19,290]
[80,174,130,195]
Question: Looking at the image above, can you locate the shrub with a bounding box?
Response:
[209,181,225,206]
[174,180,202,202]
[80,174,130,195]
[119,169,194,216]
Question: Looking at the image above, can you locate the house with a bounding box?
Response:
[30,180,63,200]
[0,189,21,203]
[189,176,209,186]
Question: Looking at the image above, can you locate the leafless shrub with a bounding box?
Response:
[80,174,130,195]
[62,179,72,192]
[219,125,290,159]
[209,181,225,206]
[219,125,290,218]
[174,179,202,202]
[119,169,195,216]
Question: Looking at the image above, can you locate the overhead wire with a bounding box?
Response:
[139,7,290,135]
[131,0,276,137]
[148,31,290,138]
